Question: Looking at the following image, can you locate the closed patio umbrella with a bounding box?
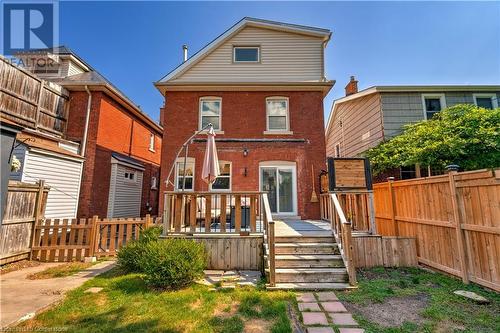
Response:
[202,125,220,184]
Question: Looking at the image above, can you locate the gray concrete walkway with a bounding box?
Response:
[0,260,115,328]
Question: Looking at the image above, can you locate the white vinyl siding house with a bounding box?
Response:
[10,144,83,218]
[168,26,325,83]
[107,154,144,218]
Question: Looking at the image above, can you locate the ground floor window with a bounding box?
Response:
[211,161,231,191]
[175,161,194,190]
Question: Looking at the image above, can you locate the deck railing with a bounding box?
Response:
[262,193,275,287]
[329,193,357,286]
[320,190,376,234]
[162,191,265,235]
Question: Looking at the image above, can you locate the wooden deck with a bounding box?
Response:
[274,219,332,237]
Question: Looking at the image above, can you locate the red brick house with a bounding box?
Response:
[155,18,333,219]
[16,47,163,218]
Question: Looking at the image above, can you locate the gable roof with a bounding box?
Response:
[325,84,500,134]
[155,17,332,86]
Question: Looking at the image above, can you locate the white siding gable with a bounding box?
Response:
[171,26,325,83]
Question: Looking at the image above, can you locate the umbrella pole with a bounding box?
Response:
[181,145,189,191]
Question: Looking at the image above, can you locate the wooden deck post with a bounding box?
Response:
[268,220,276,287]
[162,193,170,236]
[447,166,469,284]
[29,180,45,260]
[344,222,357,286]
[388,177,398,236]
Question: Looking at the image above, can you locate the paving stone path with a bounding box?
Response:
[297,292,364,333]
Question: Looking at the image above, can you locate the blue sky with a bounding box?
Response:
[59,1,500,123]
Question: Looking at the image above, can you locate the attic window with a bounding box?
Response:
[233,47,259,62]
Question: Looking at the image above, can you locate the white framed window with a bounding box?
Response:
[175,161,194,191]
[149,134,155,152]
[422,94,446,120]
[335,143,341,158]
[124,171,136,182]
[210,161,231,191]
[266,97,289,131]
[200,97,221,131]
[473,93,498,109]
[233,46,260,63]
[151,176,157,190]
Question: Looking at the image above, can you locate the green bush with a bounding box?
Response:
[117,226,162,273]
[139,238,207,289]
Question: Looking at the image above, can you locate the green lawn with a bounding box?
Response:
[19,268,294,333]
[337,267,500,333]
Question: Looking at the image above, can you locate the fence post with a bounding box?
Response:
[145,214,152,229]
[88,215,99,258]
[29,180,45,260]
[387,177,399,236]
[447,165,469,284]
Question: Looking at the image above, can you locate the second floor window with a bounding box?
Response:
[200,97,221,130]
[474,94,498,109]
[149,134,155,152]
[422,94,446,120]
[266,97,289,131]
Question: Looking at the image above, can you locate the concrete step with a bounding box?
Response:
[267,282,355,290]
[275,242,339,255]
[274,254,344,268]
[275,268,348,283]
[274,235,334,243]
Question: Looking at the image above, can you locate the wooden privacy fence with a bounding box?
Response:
[0,56,69,136]
[31,215,160,262]
[352,236,417,268]
[374,169,500,291]
[0,181,48,265]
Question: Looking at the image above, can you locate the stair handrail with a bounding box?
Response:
[330,193,357,286]
[262,193,275,287]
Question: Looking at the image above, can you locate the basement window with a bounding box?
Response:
[233,46,260,63]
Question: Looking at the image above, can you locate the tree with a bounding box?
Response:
[365,104,500,175]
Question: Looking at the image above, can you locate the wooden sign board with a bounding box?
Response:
[327,158,372,191]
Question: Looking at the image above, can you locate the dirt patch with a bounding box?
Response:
[190,298,202,310]
[434,320,466,333]
[94,293,108,307]
[1,260,40,274]
[213,301,238,318]
[243,318,272,333]
[344,293,430,327]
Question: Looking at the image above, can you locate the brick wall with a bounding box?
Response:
[159,91,326,219]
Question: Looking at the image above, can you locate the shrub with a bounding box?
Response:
[139,238,207,289]
[117,226,162,273]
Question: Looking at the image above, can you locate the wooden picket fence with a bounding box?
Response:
[31,215,161,262]
[373,168,500,291]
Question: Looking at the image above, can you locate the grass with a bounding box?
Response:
[27,261,98,279]
[336,267,500,333]
[18,268,294,333]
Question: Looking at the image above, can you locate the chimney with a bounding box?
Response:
[182,45,188,62]
[345,76,358,96]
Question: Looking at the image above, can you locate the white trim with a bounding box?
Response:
[421,93,446,120]
[473,93,498,109]
[266,96,290,132]
[233,46,260,63]
[258,161,297,216]
[209,161,232,192]
[174,158,195,191]
[263,130,293,135]
[110,157,145,171]
[199,96,222,131]
[156,18,331,84]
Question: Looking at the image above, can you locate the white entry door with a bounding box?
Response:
[259,162,297,216]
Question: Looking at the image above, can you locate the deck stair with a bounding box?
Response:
[265,223,353,290]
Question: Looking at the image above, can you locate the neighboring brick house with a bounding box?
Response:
[325,78,500,179]
[15,47,163,218]
[155,18,334,219]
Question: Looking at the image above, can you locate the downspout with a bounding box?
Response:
[80,85,92,157]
